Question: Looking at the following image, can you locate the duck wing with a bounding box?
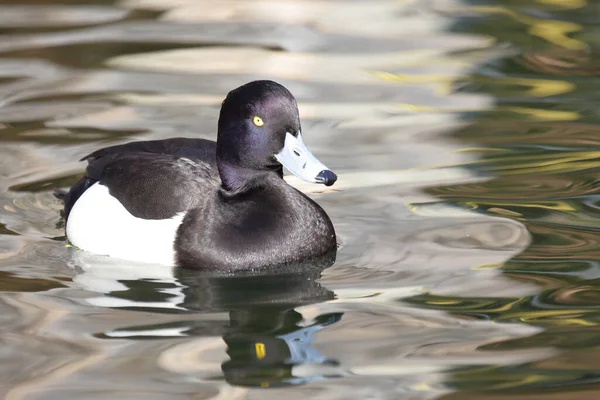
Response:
[83,137,218,169]
[65,150,219,221]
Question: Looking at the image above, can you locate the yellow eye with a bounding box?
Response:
[253,116,264,126]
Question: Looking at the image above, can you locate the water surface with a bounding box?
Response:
[0,0,598,399]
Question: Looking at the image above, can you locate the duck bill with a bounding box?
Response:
[275,132,337,186]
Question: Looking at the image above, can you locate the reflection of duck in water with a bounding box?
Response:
[222,307,341,388]
[76,253,342,387]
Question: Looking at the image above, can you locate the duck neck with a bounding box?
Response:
[217,161,283,194]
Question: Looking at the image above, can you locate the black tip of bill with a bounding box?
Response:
[315,170,337,187]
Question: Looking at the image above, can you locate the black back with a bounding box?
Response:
[64,138,219,220]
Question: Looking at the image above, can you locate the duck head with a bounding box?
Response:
[216,80,337,191]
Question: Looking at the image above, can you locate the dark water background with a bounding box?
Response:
[0,0,599,399]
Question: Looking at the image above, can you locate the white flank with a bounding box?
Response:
[66,183,185,266]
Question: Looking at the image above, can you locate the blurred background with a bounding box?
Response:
[0,0,599,399]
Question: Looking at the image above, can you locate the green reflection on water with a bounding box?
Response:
[416,0,600,396]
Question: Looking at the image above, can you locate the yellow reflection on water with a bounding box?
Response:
[473,76,575,97]
[498,106,579,121]
[458,200,575,212]
[537,0,587,10]
[467,5,586,50]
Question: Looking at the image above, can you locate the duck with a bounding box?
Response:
[61,80,338,271]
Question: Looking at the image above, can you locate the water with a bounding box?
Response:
[0,0,598,398]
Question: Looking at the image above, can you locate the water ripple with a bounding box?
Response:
[0,0,596,397]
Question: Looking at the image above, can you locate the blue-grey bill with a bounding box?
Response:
[275,132,337,186]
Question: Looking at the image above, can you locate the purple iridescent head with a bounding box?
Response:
[216,80,336,190]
